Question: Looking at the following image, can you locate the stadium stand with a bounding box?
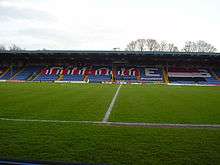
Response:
[62,67,86,82]
[12,66,41,81]
[87,66,112,83]
[0,50,220,85]
[1,65,220,85]
[34,74,59,82]
[116,67,139,82]
[0,67,20,80]
[167,68,220,85]
[34,67,86,82]
[0,67,7,77]
[213,69,220,78]
[140,67,164,83]
[33,67,59,82]
[63,75,84,81]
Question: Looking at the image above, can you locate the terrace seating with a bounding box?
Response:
[0,67,7,77]
[12,66,41,81]
[34,74,59,82]
[169,77,207,84]
[1,64,219,85]
[87,67,112,83]
[213,69,220,78]
[140,67,164,83]
[88,75,111,83]
[63,75,84,81]
[34,67,87,82]
[167,68,218,84]
[205,77,220,85]
[33,67,61,81]
[116,67,139,82]
[0,67,20,80]
[62,67,86,82]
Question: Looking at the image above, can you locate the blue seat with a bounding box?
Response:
[0,67,19,80]
[63,75,84,81]
[34,75,58,82]
[89,75,111,83]
[12,66,41,80]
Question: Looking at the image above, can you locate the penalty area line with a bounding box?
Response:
[102,84,122,123]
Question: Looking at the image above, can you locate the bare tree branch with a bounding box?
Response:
[0,44,6,52]
[9,44,22,51]
[125,41,137,51]
[182,40,217,52]
[159,41,168,51]
[146,39,159,51]
[136,39,147,52]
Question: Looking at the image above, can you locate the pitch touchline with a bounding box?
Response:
[102,84,122,123]
[0,118,100,124]
[1,118,220,129]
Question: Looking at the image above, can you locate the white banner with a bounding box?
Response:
[168,72,211,77]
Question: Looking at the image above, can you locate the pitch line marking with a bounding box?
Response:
[0,118,100,124]
[1,118,220,129]
[102,84,122,123]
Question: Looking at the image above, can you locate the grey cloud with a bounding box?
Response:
[15,27,85,49]
[18,28,75,42]
[0,5,54,22]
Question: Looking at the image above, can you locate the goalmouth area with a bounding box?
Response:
[0,82,220,165]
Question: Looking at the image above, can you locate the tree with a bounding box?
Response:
[136,39,147,52]
[182,41,196,52]
[9,44,22,51]
[0,44,6,52]
[125,41,137,51]
[125,39,217,53]
[196,40,217,52]
[158,41,179,52]
[126,39,148,52]
[167,43,179,52]
[159,41,168,51]
[126,39,160,52]
[173,46,179,52]
[182,40,217,52]
[146,39,159,51]
[126,39,178,52]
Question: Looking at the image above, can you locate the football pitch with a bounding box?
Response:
[0,83,220,165]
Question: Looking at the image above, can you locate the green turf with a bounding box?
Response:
[110,85,220,124]
[0,121,220,165]
[0,83,220,164]
[0,83,116,121]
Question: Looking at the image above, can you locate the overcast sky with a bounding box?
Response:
[0,0,220,51]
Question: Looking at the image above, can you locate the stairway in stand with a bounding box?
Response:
[83,75,88,82]
[57,75,64,81]
[0,68,10,79]
[210,69,220,80]
[163,67,169,83]
[112,69,116,82]
[31,72,42,81]
[10,68,24,80]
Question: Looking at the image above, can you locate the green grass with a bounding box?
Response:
[110,85,220,124]
[0,121,220,165]
[0,83,116,121]
[1,83,220,124]
[0,83,220,164]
